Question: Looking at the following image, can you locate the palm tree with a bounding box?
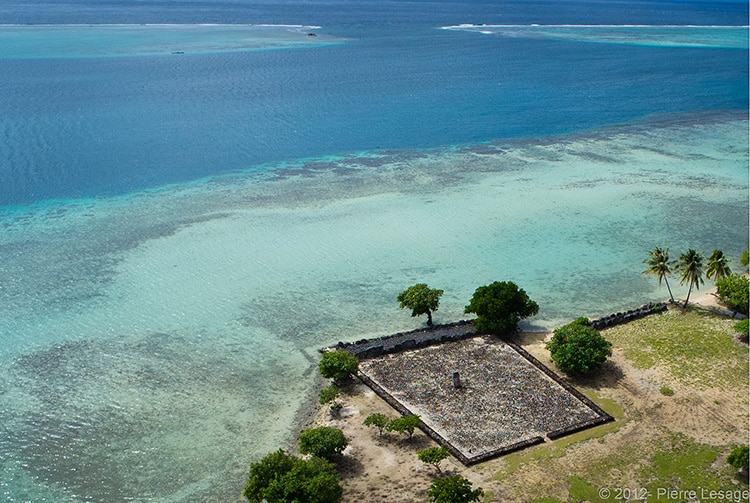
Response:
[677,249,705,308]
[706,249,732,281]
[642,247,675,303]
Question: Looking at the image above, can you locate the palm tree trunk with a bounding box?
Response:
[683,284,692,308]
[665,277,675,303]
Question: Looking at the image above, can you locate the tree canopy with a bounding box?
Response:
[318,384,340,405]
[728,446,749,470]
[363,413,390,436]
[716,274,749,317]
[244,450,342,503]
[426,475,484,503]
[298,426,348,460]
[546,318,612,375]
[677,249,705,308]
[417,446,450,473]
[464,281,539,335]
[734,319,749,342]
[319,350,359,382]
[397,283,444,326]
[642,247,675,303]
[706,249,732,281]
[386,414,421,439]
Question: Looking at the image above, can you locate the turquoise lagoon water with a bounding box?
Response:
[0,1,748,501]
[1,112,747,502]
[0,24,342,59]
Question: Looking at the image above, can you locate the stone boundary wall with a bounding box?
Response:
[588,302,668,330]
[325,300,667,358]
[330,320,478,359]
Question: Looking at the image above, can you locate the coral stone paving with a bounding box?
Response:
[357,335,610,464]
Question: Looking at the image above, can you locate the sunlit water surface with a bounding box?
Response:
[0,2,747,501]
[0,113,747,501]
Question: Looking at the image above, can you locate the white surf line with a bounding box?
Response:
[440,24,749,29]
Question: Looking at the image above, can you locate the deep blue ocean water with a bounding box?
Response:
[0,0,747,205]
[0,1,747,502]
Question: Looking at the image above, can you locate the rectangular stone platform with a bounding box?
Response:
[357,335,612,465]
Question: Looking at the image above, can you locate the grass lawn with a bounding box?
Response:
[603,306,747,389]
[487,306,748,502]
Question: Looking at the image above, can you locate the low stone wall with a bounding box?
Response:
[547,416,612,440]
[328,320,477,359]
[589,302,668,330]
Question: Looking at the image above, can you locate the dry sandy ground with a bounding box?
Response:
[308,290,748,502]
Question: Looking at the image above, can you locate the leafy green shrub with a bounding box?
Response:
[660,385,675,396]
[734,318,749,342]
[298,426,348,460]
[386,414,421,439]
[427,475,484,503]
[319,350,359,382]
[546,318,612,375]
[728,446,749,470]
[716,274,749,316]
[363,412,390,436]
[417,446,450,473]
[319,384,340,405]
[464,281,539,335]
[244,449,342,503]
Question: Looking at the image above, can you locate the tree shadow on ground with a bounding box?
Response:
[336,454,365,480]
[402,433,434,450]
[565,359,625,392]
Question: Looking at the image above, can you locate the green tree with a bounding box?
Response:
[397,283,444,326]
[464,281,539,336]
[298,426,348,460]
[734,318,749,342]
[319,350,359,382]
[319,384,343,416]
[427,475,484,503]
[716,274,749,317]
[546,318,612,375]
[417,446,450,473]
[642,247,675,303]
[741,248,749,270]
[706,249,732,281]
[244,450,342,503]
[318,384,340,405]
[677,249,705,308]
[386,414,421,440]
[728,446,749,470]
[363,413,390,436]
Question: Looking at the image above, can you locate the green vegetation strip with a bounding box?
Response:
[603,307,748,388]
